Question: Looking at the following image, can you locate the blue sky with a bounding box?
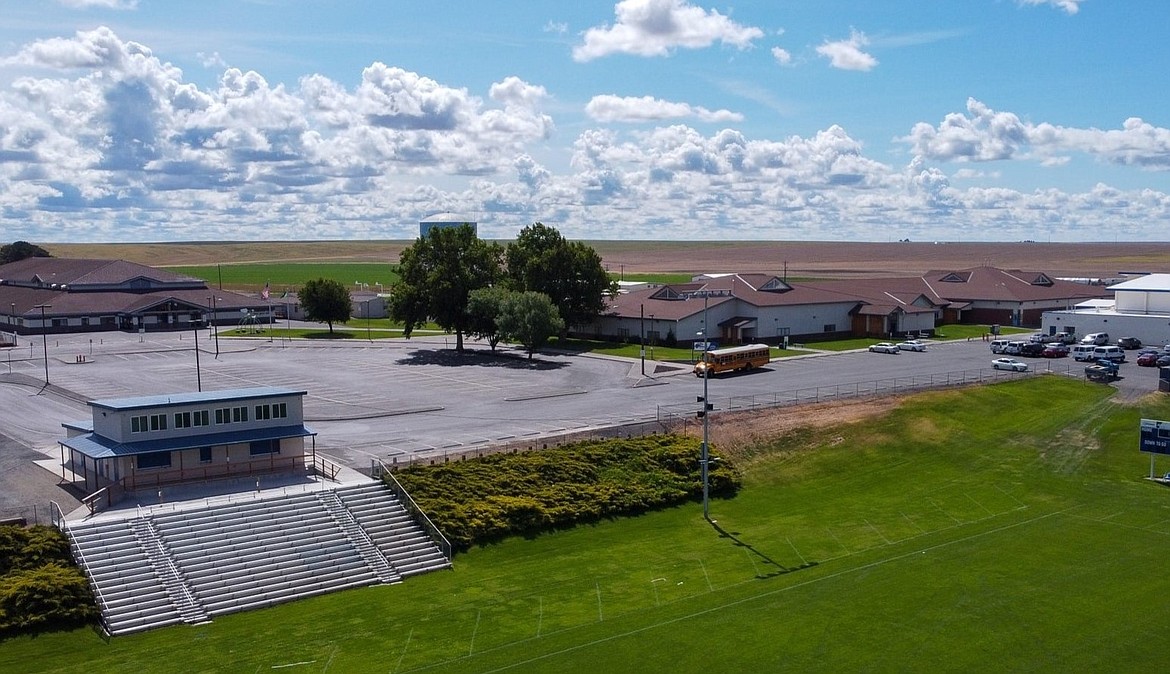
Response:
[1,0,1168,243]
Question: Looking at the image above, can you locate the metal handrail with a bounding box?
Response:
[131,515,205,621]
[50,501,111,634]
[380,463,453,561]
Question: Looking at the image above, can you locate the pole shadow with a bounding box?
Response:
[709,519,818,579]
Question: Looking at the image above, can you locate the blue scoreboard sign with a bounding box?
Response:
[1139,418,1170,455]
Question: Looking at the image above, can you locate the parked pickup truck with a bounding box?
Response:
[1085,359,1120,382]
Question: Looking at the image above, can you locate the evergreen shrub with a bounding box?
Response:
[391,435,740,550]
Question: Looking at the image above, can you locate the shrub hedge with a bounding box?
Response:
[391,435,740,550]
[0,525,97,637]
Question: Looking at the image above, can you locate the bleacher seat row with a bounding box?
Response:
[65,482,451,635]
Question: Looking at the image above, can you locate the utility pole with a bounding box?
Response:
[35,304,51,385]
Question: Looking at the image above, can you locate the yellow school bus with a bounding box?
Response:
[693,344,772,377]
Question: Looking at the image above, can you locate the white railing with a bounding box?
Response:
[379,464,453,561]
[51,500,111,635]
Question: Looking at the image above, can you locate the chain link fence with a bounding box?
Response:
[384,363,1076,472]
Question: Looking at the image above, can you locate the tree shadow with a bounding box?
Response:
[395,349,568,370]
[709,519,817,579]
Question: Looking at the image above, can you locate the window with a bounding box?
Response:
[193,410,209,427]
[249,439,281,456]
[130,416,148,433]
[149,414,167,431]
[215,407,231,424]
[137,451,172,469]
[252,403,289,421]
[199,447,213,463]
[232,406,248,423]
[823,324,836,333]
[174,412,191,429]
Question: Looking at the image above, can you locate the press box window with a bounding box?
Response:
[249,439,281,456]
[150,414,167,431]
[199,447,213,463]
[130,416,148,433]
[137,451,172,470]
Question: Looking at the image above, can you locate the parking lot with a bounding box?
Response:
[1,328,1165,519]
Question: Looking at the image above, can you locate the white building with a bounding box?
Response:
[1041,273,1170,347]
[58,387,317,505]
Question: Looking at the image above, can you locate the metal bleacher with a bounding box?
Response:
[64,481,451,635]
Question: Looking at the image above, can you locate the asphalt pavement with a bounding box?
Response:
[0,328,1164,519]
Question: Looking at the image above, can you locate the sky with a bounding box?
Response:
[2,0,1169,243]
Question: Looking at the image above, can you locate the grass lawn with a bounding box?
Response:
[164,262,398,293]
[6,377,1170,672]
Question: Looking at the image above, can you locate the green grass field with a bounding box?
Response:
[164,262,398,292]
[5,377,1170,672]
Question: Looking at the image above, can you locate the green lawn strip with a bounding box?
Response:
[7,378,1170,672]
[165,262,398,293]
[220,327,447,340]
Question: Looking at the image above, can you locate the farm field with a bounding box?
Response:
[43,240,1170,279]
[5,377,1170,672]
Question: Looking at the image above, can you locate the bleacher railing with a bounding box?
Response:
[51,500,111,635]
[378,462,453,562]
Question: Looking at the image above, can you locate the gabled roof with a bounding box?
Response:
[0,258,201,288]
[922,266,1108,303]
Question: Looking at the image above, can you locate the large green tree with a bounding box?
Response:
[298,278,351,334]
[392,224,502,352]
[0,241,51,265]
[466,286,511,351]
[497,291,564,359]
[505,223,614,331]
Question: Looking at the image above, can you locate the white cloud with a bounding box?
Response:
[3,27,1170,243]
[770,46,792,66]
[585,94,743,123]
[904,98,1170,169]
[543,21,568,35]
[56,0,138,8]
[816,30,877,71]
[197,51,228,70]
[1018,0,1084,15]
[573,0,764,62]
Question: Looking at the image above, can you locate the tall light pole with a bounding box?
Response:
[34,304,50,385]
[207,296,219,357]
[692,292,712,521]
[193,312,202,392]
[365,299,371,342]
[640,303,645,376]
[701,293,710,520]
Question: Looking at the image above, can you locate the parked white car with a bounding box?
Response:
[897,340,927,352]
[869,342,900,354]
[991,357,1029,372]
